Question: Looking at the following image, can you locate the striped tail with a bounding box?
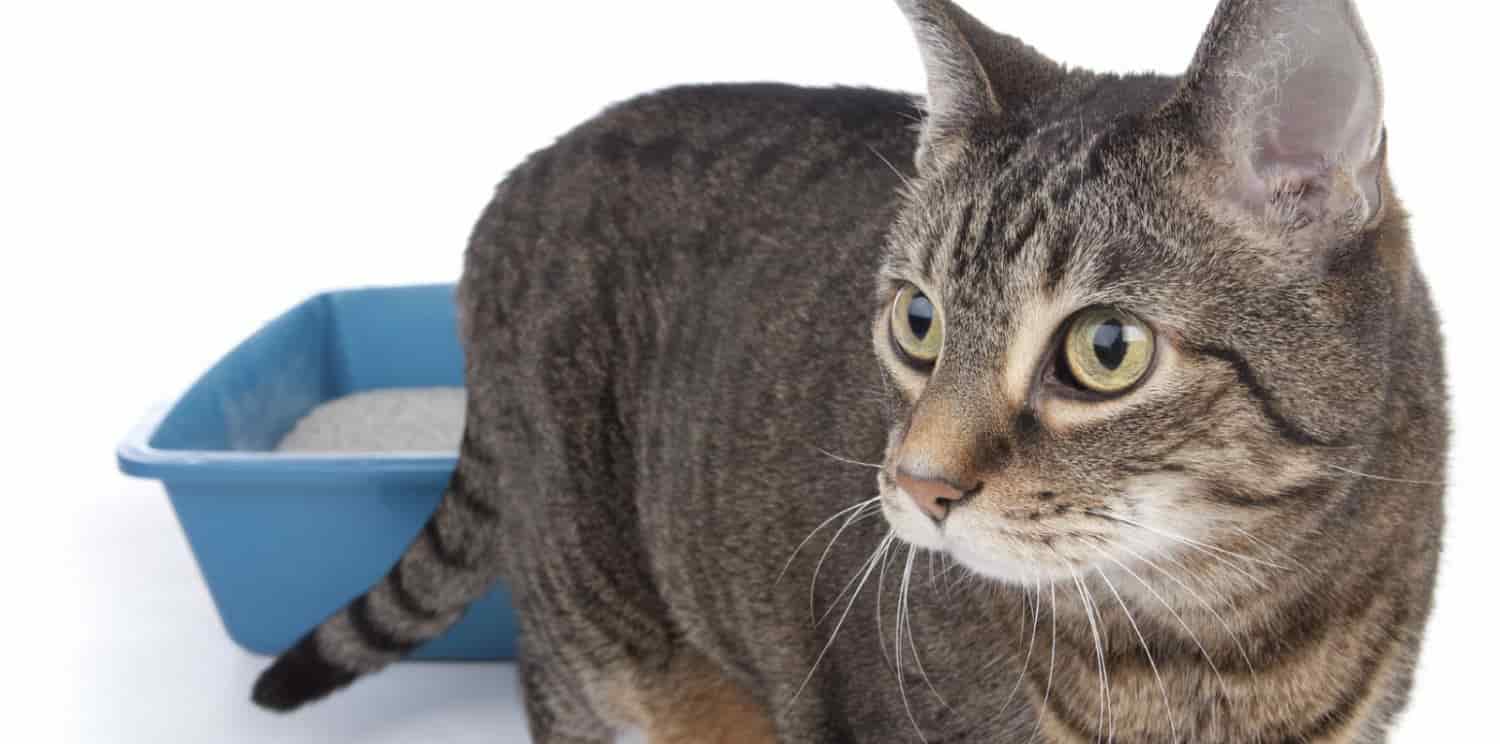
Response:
[252,427,506,711]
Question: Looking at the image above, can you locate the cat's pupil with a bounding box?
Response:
[1092,319,1127,370]
[908,294,934,339]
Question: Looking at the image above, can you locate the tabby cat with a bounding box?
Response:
[252,0,1447,741]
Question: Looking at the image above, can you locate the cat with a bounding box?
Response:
[251,0,1447,741]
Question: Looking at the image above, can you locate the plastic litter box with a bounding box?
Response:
[117,284,517,660]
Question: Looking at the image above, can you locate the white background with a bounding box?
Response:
[5,0,1494,741]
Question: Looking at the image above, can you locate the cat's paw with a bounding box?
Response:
[251,632,358,712]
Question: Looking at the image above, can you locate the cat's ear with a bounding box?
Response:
[1167,0,1385,227]
[896,0,1063,174]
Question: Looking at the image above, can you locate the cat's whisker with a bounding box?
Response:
[903,559,955,714]
[1091,510,1288,572]
[990,573,1043,722]
[935,553,965,584]
[875,533,898,671]
[1229,526,1308,575]
[896,544,929,743]
[814,507,887,626]
[1025,580,1060,744]
[806,500,882,620]
[816,448,883,470]
[1324,464,1444,486]
[1105,538,1258,682]
[785,532,893,712]
[1067,565,1111,743]
[982,573,1033,672]
[1093,563,1179,744]
[776,496,880,586]
[1152,547,1235,609]
[1089,540,1231,701]
[1087,511,1281,589]
[867,143,916,191]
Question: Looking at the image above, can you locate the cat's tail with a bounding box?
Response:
[251,424,507,712]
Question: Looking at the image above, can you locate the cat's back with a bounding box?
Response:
[458,81,920,452]
[463,83,918,276]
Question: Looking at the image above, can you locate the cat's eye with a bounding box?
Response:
[1062,307,1154,395]
[890,284,943,366]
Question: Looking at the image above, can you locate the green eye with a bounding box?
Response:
[1063,307,1154,394]
[891,284,943,365]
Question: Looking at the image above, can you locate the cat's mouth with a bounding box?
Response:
[877,469,1186,584]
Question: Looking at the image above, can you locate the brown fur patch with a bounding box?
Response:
[606,649,778,744]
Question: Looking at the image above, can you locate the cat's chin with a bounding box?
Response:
[880,492,1118,585]
[942,535,1094,585]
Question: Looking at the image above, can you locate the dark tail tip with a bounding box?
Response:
[252,632,359,712]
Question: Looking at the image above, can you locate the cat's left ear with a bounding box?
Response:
[1166,0,1385,228]
[896,0,1063,174]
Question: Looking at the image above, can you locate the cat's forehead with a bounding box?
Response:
[897,124,1170,312]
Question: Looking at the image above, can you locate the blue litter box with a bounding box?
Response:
[117,284,517,660]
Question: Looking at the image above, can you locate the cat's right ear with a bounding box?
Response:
[895,0,1063,175]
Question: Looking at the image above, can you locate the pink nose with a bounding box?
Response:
[893,469,972,521]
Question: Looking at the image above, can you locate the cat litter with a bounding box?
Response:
[276,387,466,453]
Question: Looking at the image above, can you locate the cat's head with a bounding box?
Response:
[874,0,1410,585]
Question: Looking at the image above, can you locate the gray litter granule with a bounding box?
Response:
[275,387,466,453]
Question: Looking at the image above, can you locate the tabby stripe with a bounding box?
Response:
[967,203,998,281]
[462,427,496,468]
[1205,479,1331,509]
[951,202,976,252]
[920,232,938,281]
[347,595,419,654]
[448,467,500,520]
[1282,598,1404,743]
[1192,345,1346,447]
[1041,218,1076,292]
[423,517,473,569]
[1051,133,1107,209]
[1043,683,1132,744]
[1004,205,1044,263]
[387,561,441,620]
[747,133,801,182]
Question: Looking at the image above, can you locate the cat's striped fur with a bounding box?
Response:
[255,1,1445,742]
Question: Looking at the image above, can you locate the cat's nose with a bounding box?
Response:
[893,468,974,522]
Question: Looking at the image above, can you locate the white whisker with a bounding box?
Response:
[1092,510,1287,572]
[904,565,954,714]
[1229,526,1307,574]
[785,532,893,711]
[896,545,929,743]
[1106,538,1257,681]
[1088,511,1278,593]
[875,534,898,670]
[816,448,883,470]
[1326,464,1442,486]
[1068,565,1111,743]
[810,502,882,622]
[868,144,916,190]
[1093,562,1177,744]
[1090,540,1232,700]
[777,496,879,585]
[990,573,1042,722]
[1024,580,1059,744]
[814,509,887,626]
